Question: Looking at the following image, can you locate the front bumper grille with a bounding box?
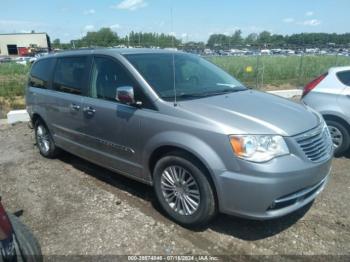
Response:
[295,124,333,162]
[268,176,327,211]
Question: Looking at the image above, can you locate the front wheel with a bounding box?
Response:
[326,120,350,156]
[153,153,217,227]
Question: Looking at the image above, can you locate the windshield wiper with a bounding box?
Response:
[161,87,247,100]
[199,87,246,97]
[161,93,206,100]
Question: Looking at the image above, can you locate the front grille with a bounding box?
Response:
[295,124,332,162]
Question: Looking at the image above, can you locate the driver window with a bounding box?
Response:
[90,57,135,101]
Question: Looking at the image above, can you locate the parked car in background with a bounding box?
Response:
[26,49,332,227]
[0,197,42,262]
[29,57,37,64]
[15,57,31,66]
[302,66,350,156]
[29,53,49,64]
[0,56,12,63]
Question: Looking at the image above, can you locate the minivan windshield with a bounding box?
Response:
[124,53,246,101]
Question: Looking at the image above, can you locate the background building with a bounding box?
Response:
[0,33,51,56]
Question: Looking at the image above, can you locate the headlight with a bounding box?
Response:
[229,135,289,162]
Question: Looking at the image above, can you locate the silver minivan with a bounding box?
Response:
[26,49,333,227]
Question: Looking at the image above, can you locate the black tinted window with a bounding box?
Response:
[124,53,244,101]
[29,58,54,89]
[337,71,350,86]
[53,57,88,95]
[90,57,135,101]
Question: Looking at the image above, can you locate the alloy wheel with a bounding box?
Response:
[36,125,50,153]
[328,125,343,149]
[160,165,200,216]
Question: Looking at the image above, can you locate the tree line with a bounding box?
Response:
[207,30,350,49]
[52,28,181,49]
[52,28,350,50]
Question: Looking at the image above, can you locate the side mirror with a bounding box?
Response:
[116,86,135,105]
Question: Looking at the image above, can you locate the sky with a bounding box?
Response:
[0,0,349,43]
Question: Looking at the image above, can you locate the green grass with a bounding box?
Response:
[0,62,30,75]
[0,62,29,97]
[0,63,29,114]
[207,55,350,88]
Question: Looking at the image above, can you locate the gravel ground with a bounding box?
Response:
[0,123,349,259]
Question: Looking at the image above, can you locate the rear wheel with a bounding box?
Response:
[326,120,350,156]
[34,119,60,158]
[153,152,217,227]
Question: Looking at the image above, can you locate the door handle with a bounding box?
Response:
[83,106,96,115]
[70,104,80,111]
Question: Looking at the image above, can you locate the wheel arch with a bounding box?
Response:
[31,113,44,126]
[148,144,219,206]
[144,132,226,179]
[323,114,350,132]
[144,131,227,204]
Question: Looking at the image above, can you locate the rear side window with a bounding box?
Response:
[337,70,350,86]
[53,56,88,95]
[90,56,135,101]
[29,59,54,89]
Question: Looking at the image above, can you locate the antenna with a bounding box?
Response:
[170,4,177,106]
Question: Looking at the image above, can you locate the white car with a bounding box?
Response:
[15,57,31,65]
[29,53,49,64]
[302,66,350,155]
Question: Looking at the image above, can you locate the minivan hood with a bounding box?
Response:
[179,90,320,136]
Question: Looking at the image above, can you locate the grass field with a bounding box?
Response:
[0,55,349,114]
[0,63,29,115]
[207,55,350,88]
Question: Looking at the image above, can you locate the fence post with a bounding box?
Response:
[298,55,304,87]
[255,55,260,89]
[335,53,339,66]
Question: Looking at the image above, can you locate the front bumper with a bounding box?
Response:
[216,154,332,220]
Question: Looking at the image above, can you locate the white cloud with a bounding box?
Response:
[112,0,148,11]
[84,25,95,31]
[110,24,121,30]
[302,19,321,26]
[84,9,96,15]
[306,11,314,16]
[283,18,295,23]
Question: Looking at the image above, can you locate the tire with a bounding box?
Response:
[34,119,60,158]
[8,214,43,262]
[326,119,350,156]
[153,152,217,227]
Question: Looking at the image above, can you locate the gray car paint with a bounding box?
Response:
[26,48,333,220]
